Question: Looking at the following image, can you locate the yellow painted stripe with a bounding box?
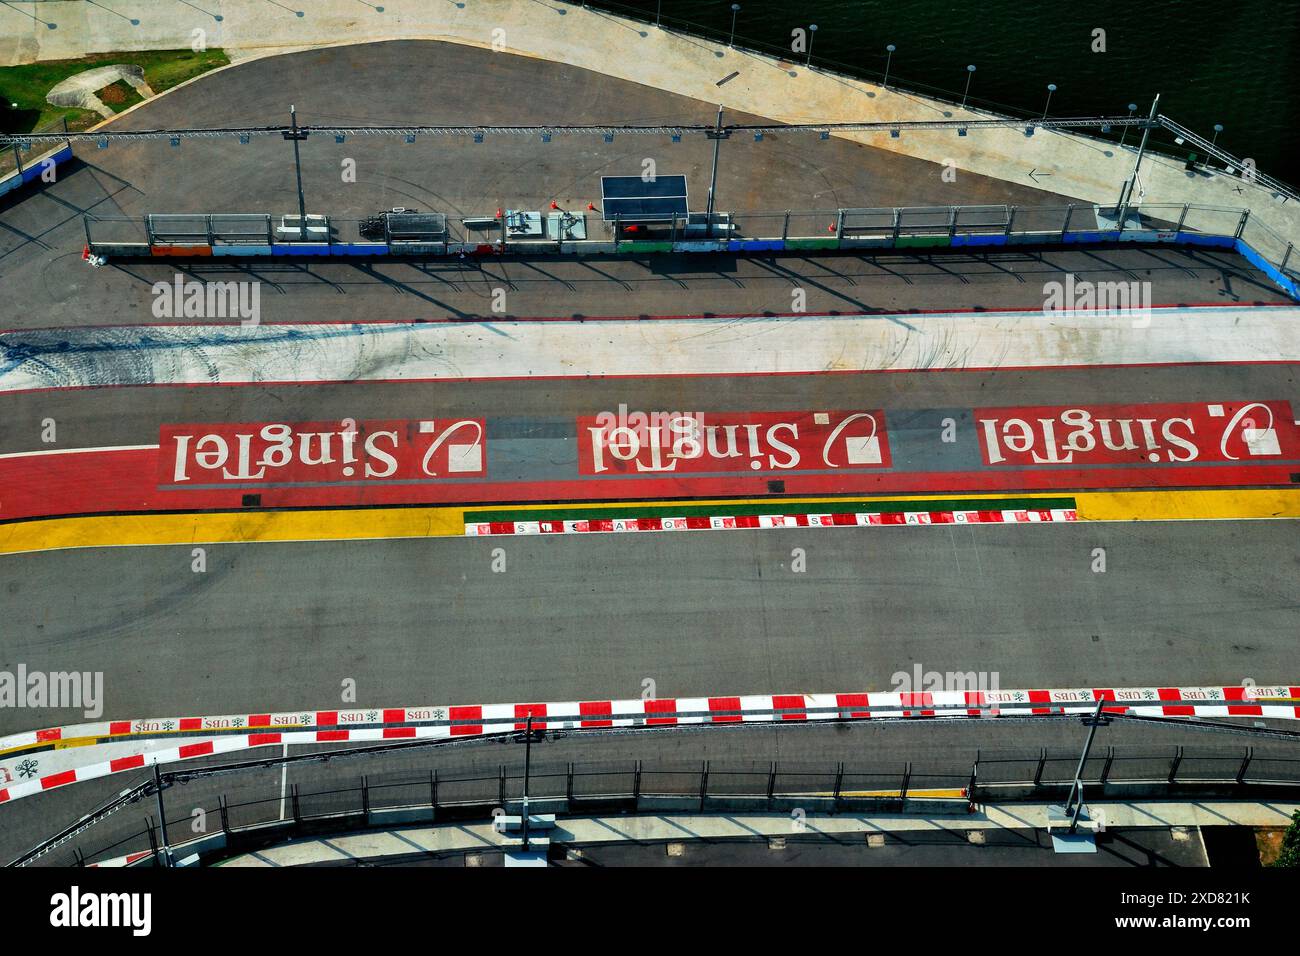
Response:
[1,489,1295,557]
[812,789,967,799]
[1074,489,1300,521]
[0,508,466,556]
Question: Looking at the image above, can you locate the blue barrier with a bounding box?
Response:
[0,144,74,198]
[1236,239,1300,299]
[1175,232,1235,248]
[1062,231,1106,244]
[270,243,331,256]
[727,239,785,252]
[950,234,1007,247]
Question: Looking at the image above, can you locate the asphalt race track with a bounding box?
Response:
[0,39,1296,863]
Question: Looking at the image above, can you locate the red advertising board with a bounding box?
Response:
[158,418,487,485]
[577,410,891,475]
[975,401,1299,467]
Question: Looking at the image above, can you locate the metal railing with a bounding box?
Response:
[80,201,1299,299]
[12,736,1300,867]
[0,116,69,181]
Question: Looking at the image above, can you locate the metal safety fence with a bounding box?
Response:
[11,735,1300,867]
[0,117,72,198]
[81,201,1299,300]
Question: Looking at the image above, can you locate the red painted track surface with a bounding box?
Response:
[2,446,1297,523]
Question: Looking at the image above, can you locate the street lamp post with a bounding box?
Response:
[1063,699,1107,832]
[521,715,533,853]
[960,64,976,108]
[284,105,309,234]
[1042,83,1056,120]
[806,24,817,66]
[1212,123,1224,146]
[884,44,895,89]
[729,4,740,47]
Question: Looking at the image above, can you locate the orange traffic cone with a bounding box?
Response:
[81,245,90,260]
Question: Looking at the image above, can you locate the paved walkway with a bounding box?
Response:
[3,0,1295,255]
[219,801,1298,865]
[5,306,1299,394]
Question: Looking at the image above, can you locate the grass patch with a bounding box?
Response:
[0,48,230,133]
[97,79,145,112]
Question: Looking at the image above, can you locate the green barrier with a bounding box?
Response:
[619,241,674,253]
[895,235,952,248]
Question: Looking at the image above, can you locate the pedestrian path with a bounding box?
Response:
[217,800,1298,866]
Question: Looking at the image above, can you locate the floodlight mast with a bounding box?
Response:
[284,105,310,232]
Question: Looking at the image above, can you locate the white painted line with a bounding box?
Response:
[0,444,159,460]
[279,743,289,821]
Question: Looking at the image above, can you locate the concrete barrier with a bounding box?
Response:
[0,144,74,198]
[1176,232,1236,248]
[150,244,211,257]
[328,242,390,256]
[951,234,1008,247]
[728,239,785,252]
[92,242,151,257]
[896,235,951,248]
[620,240,674,253]
[1237,239,1300,299]
[270,243,331,256]
[212,244,273,256]
[840,236,895,249]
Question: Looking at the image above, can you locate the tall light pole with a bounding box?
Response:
[1118,102,1137,147]
[284,104,309,232]
[1212,123,1224,146]
[806,24,817,65]
[1042,83,1056,120]
[1117,93,1160,224]
[960,64,976,108]
[883,44,895,89]
[729,3,740,47]
[705,105,728,238]
[1062,699,1107,832]
[521,715,534,853]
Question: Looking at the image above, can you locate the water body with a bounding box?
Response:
[595,0,1299,184]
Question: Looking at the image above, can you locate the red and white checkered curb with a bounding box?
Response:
[2,684,1295,805]
[465,508,1078,536]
